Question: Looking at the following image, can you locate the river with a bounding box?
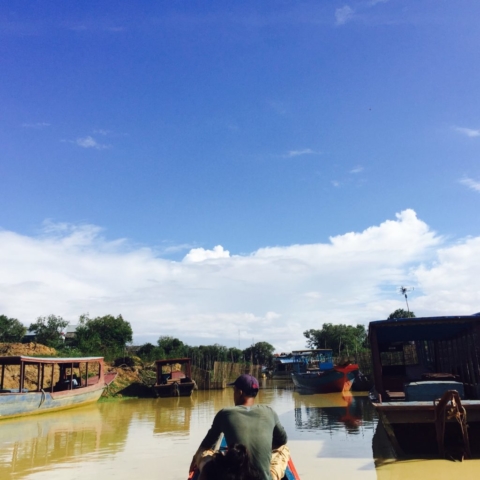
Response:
[0,381,479,479]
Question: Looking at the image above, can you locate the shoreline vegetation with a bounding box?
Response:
[0,315,378,401]
[0,342,373,402]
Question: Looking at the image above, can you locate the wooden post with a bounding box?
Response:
[1,364,4,390]
[51,364,54,393]
[19,361,25,392]
[37,363,41,392]
[86,363,89,386]
[369,326,384,397]
[455,336,467,384]
[466,332,477,386]
[41,363,44,390]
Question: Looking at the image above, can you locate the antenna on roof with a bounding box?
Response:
[399,286,414,312]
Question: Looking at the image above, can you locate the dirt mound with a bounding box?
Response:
[0,342,57,357]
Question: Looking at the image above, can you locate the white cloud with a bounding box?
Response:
[183,245,230,262]
[335,5,355,25]
[350,166,363,174]
[1,210,480,352]
[460,177,480,192]
[453,126,480,138]
[331,180,340,187]
[74,136,111,150]
[286,149,320,158]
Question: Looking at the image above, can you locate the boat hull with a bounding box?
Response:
[291,365,358,393]
[0,384,105,420]
[153,381,195,398]
[373,399,480,458]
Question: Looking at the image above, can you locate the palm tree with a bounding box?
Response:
[399,286,414,312]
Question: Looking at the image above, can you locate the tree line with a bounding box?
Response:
[0,313,276,366]
[0,308,414,365]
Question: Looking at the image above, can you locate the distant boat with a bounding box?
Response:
[271,352,310,378]
[152,358,196,397]
[369,315,480,459]
[290,349,359,393]
[0,356,116,420]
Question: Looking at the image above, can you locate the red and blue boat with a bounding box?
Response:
[290,349,359,393]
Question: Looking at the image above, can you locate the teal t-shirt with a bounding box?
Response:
[200,404,288,480]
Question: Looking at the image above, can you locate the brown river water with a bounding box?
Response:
[0,380,479,479]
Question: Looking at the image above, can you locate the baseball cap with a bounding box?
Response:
[228,374,259,395]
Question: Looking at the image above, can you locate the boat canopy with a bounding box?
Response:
[155,357,191,365]
[0,356,103,365]
[369,315,480,344]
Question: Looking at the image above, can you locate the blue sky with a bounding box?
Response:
[1,1,480,351]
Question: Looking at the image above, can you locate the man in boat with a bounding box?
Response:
[190,374,290,480]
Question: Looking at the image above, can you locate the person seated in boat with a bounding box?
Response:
[190,374,290,480]
[199,443,263,480]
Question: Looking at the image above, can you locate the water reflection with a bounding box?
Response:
[294,392,365,433]
[154,396,194,435]
[0,402,132,478]
[0,388,479,480]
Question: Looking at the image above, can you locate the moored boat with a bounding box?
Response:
[152,357,196,397]
[369,314,480,459]
[290,349,359,393]
[0,356,116,420]
[271,352,309,378]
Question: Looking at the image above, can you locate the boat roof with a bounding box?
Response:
[155,357,191,365]
[0,356,104,365]
[276,358,299,364]
[369,315,480,343]
[292,349,332,353]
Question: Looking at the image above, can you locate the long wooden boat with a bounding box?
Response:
[369,314,480,459]
[188,435,300,480]
[152,357,195,398]
[290,349,359,393]
[0,356,116,420]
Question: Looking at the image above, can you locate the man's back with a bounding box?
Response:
[200,404,287,480]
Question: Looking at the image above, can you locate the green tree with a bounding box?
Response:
[137,342,165,362]
[388,309,416,319]
[29,315,69,347]
[227,347,244,363]
[0,315,27,343]
[303,323,367,356]
[157,336,187,358]
[243,341,275,366]
[75,314,133,357]
[188,344,246,370]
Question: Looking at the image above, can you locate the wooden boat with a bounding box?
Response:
[291,349,359,393]
[369,314,480,459]
[188,435,300,480]
[152,357,195,398]
[0,356,116,420]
